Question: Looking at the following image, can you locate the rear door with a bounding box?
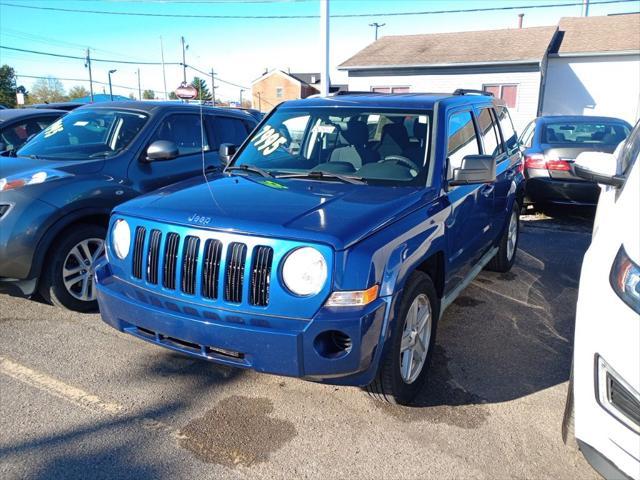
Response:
[444,109,493,294]
[131,113,219,193]
[492,105,522,225]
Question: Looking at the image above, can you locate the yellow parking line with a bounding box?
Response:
[0,355,186,440]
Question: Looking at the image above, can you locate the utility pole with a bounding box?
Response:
[160,36,168,100]
[320,0,330,97]
[108,69,116,101]
[582,0,590,16]
[85,48,94,102]
[181,36,188,83]
[210,68,216,105]
[240,89,245,107]
[369,22,385,41]
[136,68,142,100]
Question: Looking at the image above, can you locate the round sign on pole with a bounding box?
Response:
[175,82,198,100]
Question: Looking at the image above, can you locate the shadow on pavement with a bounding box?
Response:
[409,207,592,408]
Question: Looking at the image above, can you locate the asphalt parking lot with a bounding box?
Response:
[0,209,599,480]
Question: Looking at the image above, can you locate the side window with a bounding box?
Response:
[0,119,44,151]
[476,108,503,157]
[149,114,209,156]
[495,106,519,154]
[619,121,640,177]
[519,120,535,148]
[447,110,480,179]
[208,116,249,150]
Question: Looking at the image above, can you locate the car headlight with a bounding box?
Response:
[282,247,327,296]
[112,219,131,260]
[610,245,640,314]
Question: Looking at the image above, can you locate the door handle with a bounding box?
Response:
[481,184,494,197]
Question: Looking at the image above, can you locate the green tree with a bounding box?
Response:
[168,91,178,100]
[0,65,28,108]
[142,89,155,100]
[29,77,67,104]
[192,76,211,101]
[68,85,89,100]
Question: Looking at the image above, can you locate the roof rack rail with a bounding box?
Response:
[452,88,493,97]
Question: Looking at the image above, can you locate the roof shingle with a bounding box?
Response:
[339,26,558,69]
[556,14,640,54]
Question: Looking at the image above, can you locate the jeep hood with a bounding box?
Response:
[115,174,426,250]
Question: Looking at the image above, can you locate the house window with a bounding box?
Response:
[371,86,410,93]
[276,86,284,98]
[483,84,518,108]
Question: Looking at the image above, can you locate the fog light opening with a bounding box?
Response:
[313,330,352,359]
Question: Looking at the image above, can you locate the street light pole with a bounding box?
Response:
[108,69,116,101]
[210,68,216,105]
[369,22,385,41]
[136,68,142,100]
[240,89,245,107]
[160,36,168,100]
[320,0,330,97]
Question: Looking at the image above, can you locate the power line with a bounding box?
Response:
[1,0,636,19]
[0,45,180,65]
[186,64,249,90]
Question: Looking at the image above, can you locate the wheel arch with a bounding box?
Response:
[28,208,111,280]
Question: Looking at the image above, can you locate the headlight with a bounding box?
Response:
[282,247,327,296]
[610,245,640,314]
[0,169,71,191]
[112,219,131,260]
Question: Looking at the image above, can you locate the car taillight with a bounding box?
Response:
[610,245,640,314]
[524,154,546,169]
[546,159,572,171]
[524,154,572,171]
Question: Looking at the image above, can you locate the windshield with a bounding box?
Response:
[17,108,148,160]
[232,107,432,185]
[542,121,630,146]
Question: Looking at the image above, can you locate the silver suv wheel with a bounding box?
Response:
[62,238,105,302]
[399,293,432,384]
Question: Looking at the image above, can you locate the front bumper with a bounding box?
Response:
[525,177,600,206]
[96,261,390,385]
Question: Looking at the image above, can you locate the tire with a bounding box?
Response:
[486,201,520,273]
[366,271,440,405]
[38,223,106,312]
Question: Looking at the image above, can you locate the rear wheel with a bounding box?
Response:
[366,271,439,405]
[486,201,519,273]
[39,224,106,312]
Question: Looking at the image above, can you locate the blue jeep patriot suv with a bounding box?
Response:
[96,91,524,404]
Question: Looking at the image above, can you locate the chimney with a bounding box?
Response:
[518,13,524,29]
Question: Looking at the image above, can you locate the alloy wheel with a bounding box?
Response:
[399,293,432,384]
[62,238,105,302]
[506,210,518,261]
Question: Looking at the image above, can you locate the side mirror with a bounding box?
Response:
[145,140,179,162]
[219,143,237,165]
[449,154,496,186]
[574,151,624,188]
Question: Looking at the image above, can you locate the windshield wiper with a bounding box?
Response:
[224,164,274,178]
[276,171,366,185]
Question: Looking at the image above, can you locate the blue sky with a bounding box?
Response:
[0,0,637,102]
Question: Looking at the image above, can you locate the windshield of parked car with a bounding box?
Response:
[17,108,148,160]
[542,121,630,146]
[232,107,432,185]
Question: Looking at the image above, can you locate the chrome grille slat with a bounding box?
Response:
[162,232,180,290]
[132,227,146,279]
[225,242,247,303]
[202,239,222,299]
[250,245,273,306]
[146,230,162,284]
[181,236,200,295]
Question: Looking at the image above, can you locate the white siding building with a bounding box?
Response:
[541,15,640,124]
[339,14,640,131]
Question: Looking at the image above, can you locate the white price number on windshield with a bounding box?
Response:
[253,126,287,155]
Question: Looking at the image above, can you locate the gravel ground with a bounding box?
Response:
[0,212,599,480]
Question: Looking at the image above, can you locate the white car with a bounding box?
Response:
[565,120,640,479]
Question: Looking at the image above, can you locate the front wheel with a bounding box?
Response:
[38,224,106,312]
[366,271,439,405]
[486,201,520,273]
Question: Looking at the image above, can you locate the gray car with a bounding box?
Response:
[0,101,257,311]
